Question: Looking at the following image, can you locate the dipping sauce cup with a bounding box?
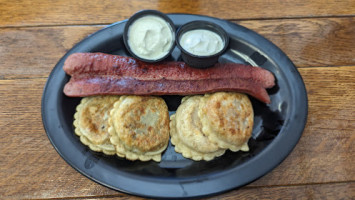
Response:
[176,21,229,68]
[123,10,176,63]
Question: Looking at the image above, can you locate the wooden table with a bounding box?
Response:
[1,1,354,199]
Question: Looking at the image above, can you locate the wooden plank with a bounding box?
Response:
[64,182,355,200]
[0,26,102,80]
[0,17,354,80]
[238,17,355,68]
[0,66,354,199]
[1,0,355,27]
[216,182,355,200]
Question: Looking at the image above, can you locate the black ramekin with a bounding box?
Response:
[176,20,229,68]
[123,10,176,63]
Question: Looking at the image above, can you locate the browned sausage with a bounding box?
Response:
[63,53,275,103]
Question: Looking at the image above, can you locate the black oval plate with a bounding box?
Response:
[42,14,308,199]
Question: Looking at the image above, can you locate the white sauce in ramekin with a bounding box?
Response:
[127,15,174,60]
[179,29,224,56]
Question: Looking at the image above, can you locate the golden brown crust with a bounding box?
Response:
[170,92,254,161]
[170,96,226,161]
[108,95,169,162]
[74,96,119,155]
[199,92,253,152]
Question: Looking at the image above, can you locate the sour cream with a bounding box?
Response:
[127,15,174,60]
[179,29,224,56]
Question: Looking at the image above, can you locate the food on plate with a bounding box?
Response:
[198,92,253,152]
[170,96,226,161]
[108,95,169,162]
[126,15,174,60]
[63,52,275,103]
[64,50,274,161]
[170,92,253,160]
[179,29,224,56]
[73,96,120,155]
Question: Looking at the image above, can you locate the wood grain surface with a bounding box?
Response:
[1,0,354,27]
[0,0,354,199]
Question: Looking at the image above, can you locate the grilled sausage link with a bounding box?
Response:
[63,53,275,103]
